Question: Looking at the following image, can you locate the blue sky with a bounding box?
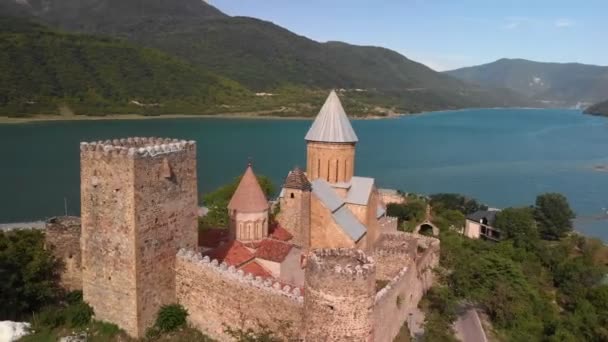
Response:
[210,0,607,71]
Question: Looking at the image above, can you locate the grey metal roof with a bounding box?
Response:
[332,206,367,241]
[466,210,500,226]
[311,179,344,212]
[305,90,359,143]
[345,176,374,206]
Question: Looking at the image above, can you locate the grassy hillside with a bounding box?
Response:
[3,0,535,113]
[0,17,256,116]
[584,100,608,116]
[446,58,608,108]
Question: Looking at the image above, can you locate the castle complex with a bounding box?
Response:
[47,91,439,341]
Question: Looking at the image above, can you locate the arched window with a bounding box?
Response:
[290,193,295,199]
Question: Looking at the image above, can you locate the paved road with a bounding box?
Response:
[454,308,487,342]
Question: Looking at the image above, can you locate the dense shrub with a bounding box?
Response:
[31,306,66,330]
[0,229,61,320]
[155,304,188,332]
[421,193,608,341]
[65,290,83,305]
[66,302,94,327]
[430,193,487,215]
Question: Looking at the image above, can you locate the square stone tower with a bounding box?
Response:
[80,137,198,338]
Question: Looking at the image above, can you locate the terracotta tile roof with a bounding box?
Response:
[240,260,273,278]
[204,240,254,267]
[269,223,293,242]
[228,164,270,213]
[198,228,230,248]
[284,167,312,191]
[254,239,293,263]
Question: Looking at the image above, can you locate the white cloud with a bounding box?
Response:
[555,18,575,28]
[502,17,535,30]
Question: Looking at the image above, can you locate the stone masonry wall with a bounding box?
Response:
[81,142,139,336]
[132,140,198,336]
[80,138,197,338]
[306,142,355,183]
[373,265,418,342]
[373,232,417,281]
[310,194,363,249]
[366,189,381,248]
[372,232,440,342]
[45,216,82,291]
[378,216,399,233]
[304,249,376,341]
[278,189,311,248]
[175,249,304,341]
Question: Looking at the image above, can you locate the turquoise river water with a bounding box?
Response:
[1,108,607,241]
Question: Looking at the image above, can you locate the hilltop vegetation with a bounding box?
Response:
[0,17,255,117]
[423,193,608,341]
[446,58,608,108]
[584,99,608,117]
[1,0,535,115]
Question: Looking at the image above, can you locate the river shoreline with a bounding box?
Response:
[0,111,404,124]
[0,106,560,125]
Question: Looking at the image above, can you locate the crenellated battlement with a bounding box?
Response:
[304,248,376,340]
[374,265,409,303]
[307,248,375,279]
[80,137,195,158]
[375,232,417,256]
[176,248,304,303]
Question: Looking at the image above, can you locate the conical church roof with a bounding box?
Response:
[305,90,359,143]
[284,167,312,191]
[228,164,269,213]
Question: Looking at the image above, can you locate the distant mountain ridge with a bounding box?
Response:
[446,58,608,108]
[0,0,535,114]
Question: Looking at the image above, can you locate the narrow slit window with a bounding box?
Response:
[317,159,321,178]
[335,160,339,182]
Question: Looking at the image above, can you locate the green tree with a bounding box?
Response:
[534,193,575,239]
[430,193,487,215]
[0,229,61,320]
[494,207,539,250]
[386,201,426,225]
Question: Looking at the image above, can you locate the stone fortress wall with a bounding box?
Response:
[175,249,304,341]
[80,137,198,338]
[372,232,440,342]
[304,248,376,341]
[54,132,440,341]
[49,214,439,341]
[44,216,83,291]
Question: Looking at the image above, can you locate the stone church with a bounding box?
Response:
[47,91,440,341]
